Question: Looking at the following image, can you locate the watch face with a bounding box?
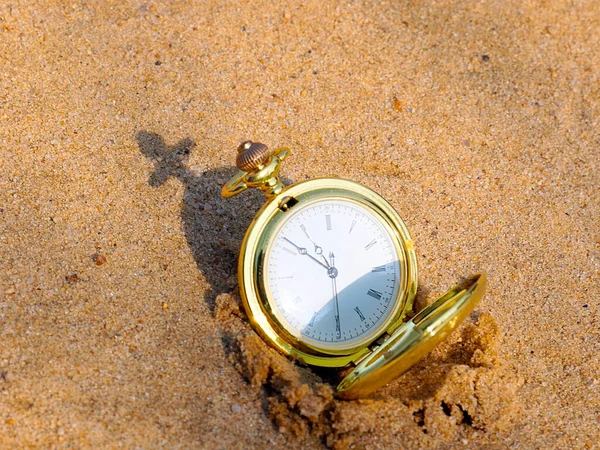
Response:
[265,198,402,351]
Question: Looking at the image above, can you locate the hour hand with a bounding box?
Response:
[283,237,307,255]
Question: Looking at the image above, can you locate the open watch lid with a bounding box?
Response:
[336,273,488,399]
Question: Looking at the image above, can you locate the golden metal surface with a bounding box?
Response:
[336,273,488,399]
[222,141,487,396]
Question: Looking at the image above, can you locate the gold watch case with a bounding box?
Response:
[222,142,487,399]
[239,177,418,368]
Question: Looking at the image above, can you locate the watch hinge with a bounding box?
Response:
[373,332,391,347]
[353,332,392,365]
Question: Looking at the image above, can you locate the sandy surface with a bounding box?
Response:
[1,0,599,448]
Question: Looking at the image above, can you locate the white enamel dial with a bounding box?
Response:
[265,199,402,350]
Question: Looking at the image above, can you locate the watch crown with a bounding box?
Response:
[236,141,270,172]
[223,141,290,199]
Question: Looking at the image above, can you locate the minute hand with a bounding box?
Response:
[283,237,329,270]
[330,252,341,339]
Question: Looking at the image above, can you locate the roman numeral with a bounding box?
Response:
[372,265,387,272]
[354,307,366,321]
[349,220,356,234]
[365,239,377,251]
[326,214,332,231]
[308,313,316,328]
[367,289,382,300]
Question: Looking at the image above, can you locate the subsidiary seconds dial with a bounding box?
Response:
[266,199,402,350]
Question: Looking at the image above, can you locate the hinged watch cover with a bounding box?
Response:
[336,273,487,399]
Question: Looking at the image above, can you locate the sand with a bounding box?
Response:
[1,0,599,448]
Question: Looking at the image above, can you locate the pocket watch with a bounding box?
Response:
[222,141,487,399]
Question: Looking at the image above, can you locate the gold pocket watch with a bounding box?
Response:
[222,141,487,399]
